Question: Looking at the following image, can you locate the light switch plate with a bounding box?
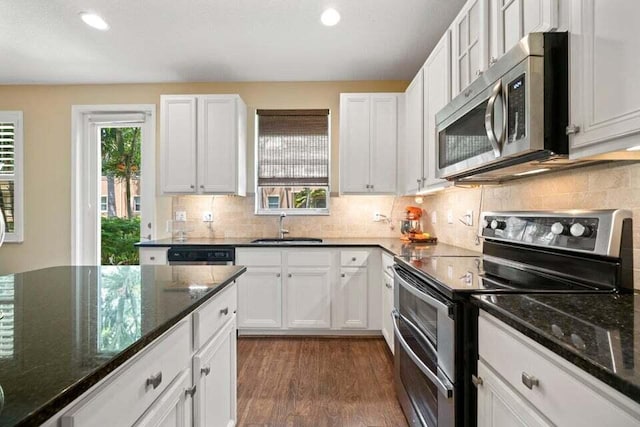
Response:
[447,210,453,224]
[202,211,213,222]
[175,210,187,221]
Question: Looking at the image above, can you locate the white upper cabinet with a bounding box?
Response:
[491,0,558,61]
[340,93,399,194]
[423,31,453,189]
[161,94,247,195]
[451,0,489,96]
[569,0,640,158]
[402,71,424,195]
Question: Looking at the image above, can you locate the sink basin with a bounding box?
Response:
[250,237,323,244]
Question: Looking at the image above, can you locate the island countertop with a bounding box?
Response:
[0,264,245,427]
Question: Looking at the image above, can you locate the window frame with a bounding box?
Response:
[254,111,331,216]
[0,111,24,243]
[100,195,108,213]
[133,195,141,213]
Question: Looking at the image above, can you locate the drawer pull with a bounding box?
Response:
[288,273,292,278]
[185,385,197,398]
[521,372,539,390]
[150,256,156,261]
[201,366,211,376]
[385,282,392,289]
[471,375,483,387]
[386,265,393,270]
[341,273,346,278]
[220,307,229,316]
[146,372,162,390]
[351,257,357,262]
[276,273,281,278]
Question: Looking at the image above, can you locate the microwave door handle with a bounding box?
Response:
[485,80,503,157]
[392,309,454,399]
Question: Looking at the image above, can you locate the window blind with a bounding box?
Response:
[0,120,16,233]
[257,109,329,187]
[0,122,15,174]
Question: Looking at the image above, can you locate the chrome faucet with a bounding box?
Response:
[279,212,289,239]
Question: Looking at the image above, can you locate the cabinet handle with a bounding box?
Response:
[472,375,484,387]
[386,265,393,270]
[288,273,292,278]
[146,372,163,390]
[521,372,539,390]
[200,185,204,189]
[489,56,497,66]
[190,185,195,189]
[566,124,581,135]
[185,385,197,398]
[201,366,211,376]
[464,89,473,98]
[341,273,346,278]
[475,69,483,77]
[351,257,357,262]
[220,307,229,316]
[150,256,155,261]
[385,282,392,289]
[276,273,281,278]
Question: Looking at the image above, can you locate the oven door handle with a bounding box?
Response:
[484,80,504,157]
[392,309,454,399]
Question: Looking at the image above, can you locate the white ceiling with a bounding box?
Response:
[0,0,466,84]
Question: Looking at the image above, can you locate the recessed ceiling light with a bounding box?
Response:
[321,8,340,26]
[626,145,640,152]
[513,168,550,177]
[80,12,110,31]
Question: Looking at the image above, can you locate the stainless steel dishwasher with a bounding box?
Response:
[167,247,235,265]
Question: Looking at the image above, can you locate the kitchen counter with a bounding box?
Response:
[474,293,640,404]
[0,264,245,427]
[136,237,481,258]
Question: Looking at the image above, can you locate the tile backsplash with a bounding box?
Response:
[172,195,416,239]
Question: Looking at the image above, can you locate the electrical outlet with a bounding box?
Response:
[373,212,381,222]
[202,211,213,222]
[175,210,187,222]
[447,210,454,224]
[431,211,437,225]
[465,210,474,226]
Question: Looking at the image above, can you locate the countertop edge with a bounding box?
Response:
[18,266,247,427]
[473,296,640,405]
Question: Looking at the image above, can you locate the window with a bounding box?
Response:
[0,112,23,242]
[100,196,108,213]
[133,196,141,212]
[256,109,330,215]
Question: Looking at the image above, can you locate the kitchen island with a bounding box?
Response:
[0,264,245,426]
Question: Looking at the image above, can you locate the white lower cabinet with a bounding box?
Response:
[134,369,193,427]
[193,317,237,427]
[286,267,332,329]
[381,271,394,353]
[478,310,640,426]
[139,247,169,265]
[237,267,282,328]
[337,267,368,329]
[59,283,238,427]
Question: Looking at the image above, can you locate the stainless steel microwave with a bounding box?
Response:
[435,32,570,183]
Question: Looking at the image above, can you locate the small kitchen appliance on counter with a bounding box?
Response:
[400,206,436,243]
[392,209,633,426]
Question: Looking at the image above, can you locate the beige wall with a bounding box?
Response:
[0,81,407,274]
[420,161,640,289]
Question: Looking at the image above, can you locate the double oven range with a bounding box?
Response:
[392,210,634,426]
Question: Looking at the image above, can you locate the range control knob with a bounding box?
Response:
[570,223,592,237]
[490,220,506,230]
[550,222,567,235]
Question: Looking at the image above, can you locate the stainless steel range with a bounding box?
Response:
[392,209,634,427]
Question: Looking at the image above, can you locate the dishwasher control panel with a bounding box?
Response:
[167,247,235,264]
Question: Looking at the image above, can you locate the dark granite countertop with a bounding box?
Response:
[0,264,245,427]
[135,237,480,259]
[474,293,640,404]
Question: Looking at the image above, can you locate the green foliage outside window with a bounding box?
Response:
[101,217,140,265]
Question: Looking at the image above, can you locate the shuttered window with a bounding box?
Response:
[0,111,23,242]
[256,109,330,214]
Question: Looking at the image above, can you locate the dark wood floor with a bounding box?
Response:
[237,337,408,427]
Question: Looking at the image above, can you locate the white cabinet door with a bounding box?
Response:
[340,94,371,193]
[452,0,489,96]
[237,267,282,329]
[494,0,558,59]
[193,317,237,427]
[161,96,197,193]
[337,267,368,329]
[477,361,552,427]
[286,267,331,328]
[370,95,398,193]
[569,0,640,157]
[403,70,424,195]
[198,96,238,194]
[423,30,453,189]
[381,272,394,353]
[134,369,193,427]
[139,247,169,265]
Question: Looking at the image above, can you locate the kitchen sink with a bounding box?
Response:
[250,237,323,244]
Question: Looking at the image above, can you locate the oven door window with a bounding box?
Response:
[398,315,439,426]
[399,282,440,346]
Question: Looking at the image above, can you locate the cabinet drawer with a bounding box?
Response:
[341,250,369,267]
[236,249,282,266]
[479,312,640,426]
[139,247,168,265]
[381,252,394,275]
[288,250,331,267]
[61,319,191,427]
[193,283,237,350]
